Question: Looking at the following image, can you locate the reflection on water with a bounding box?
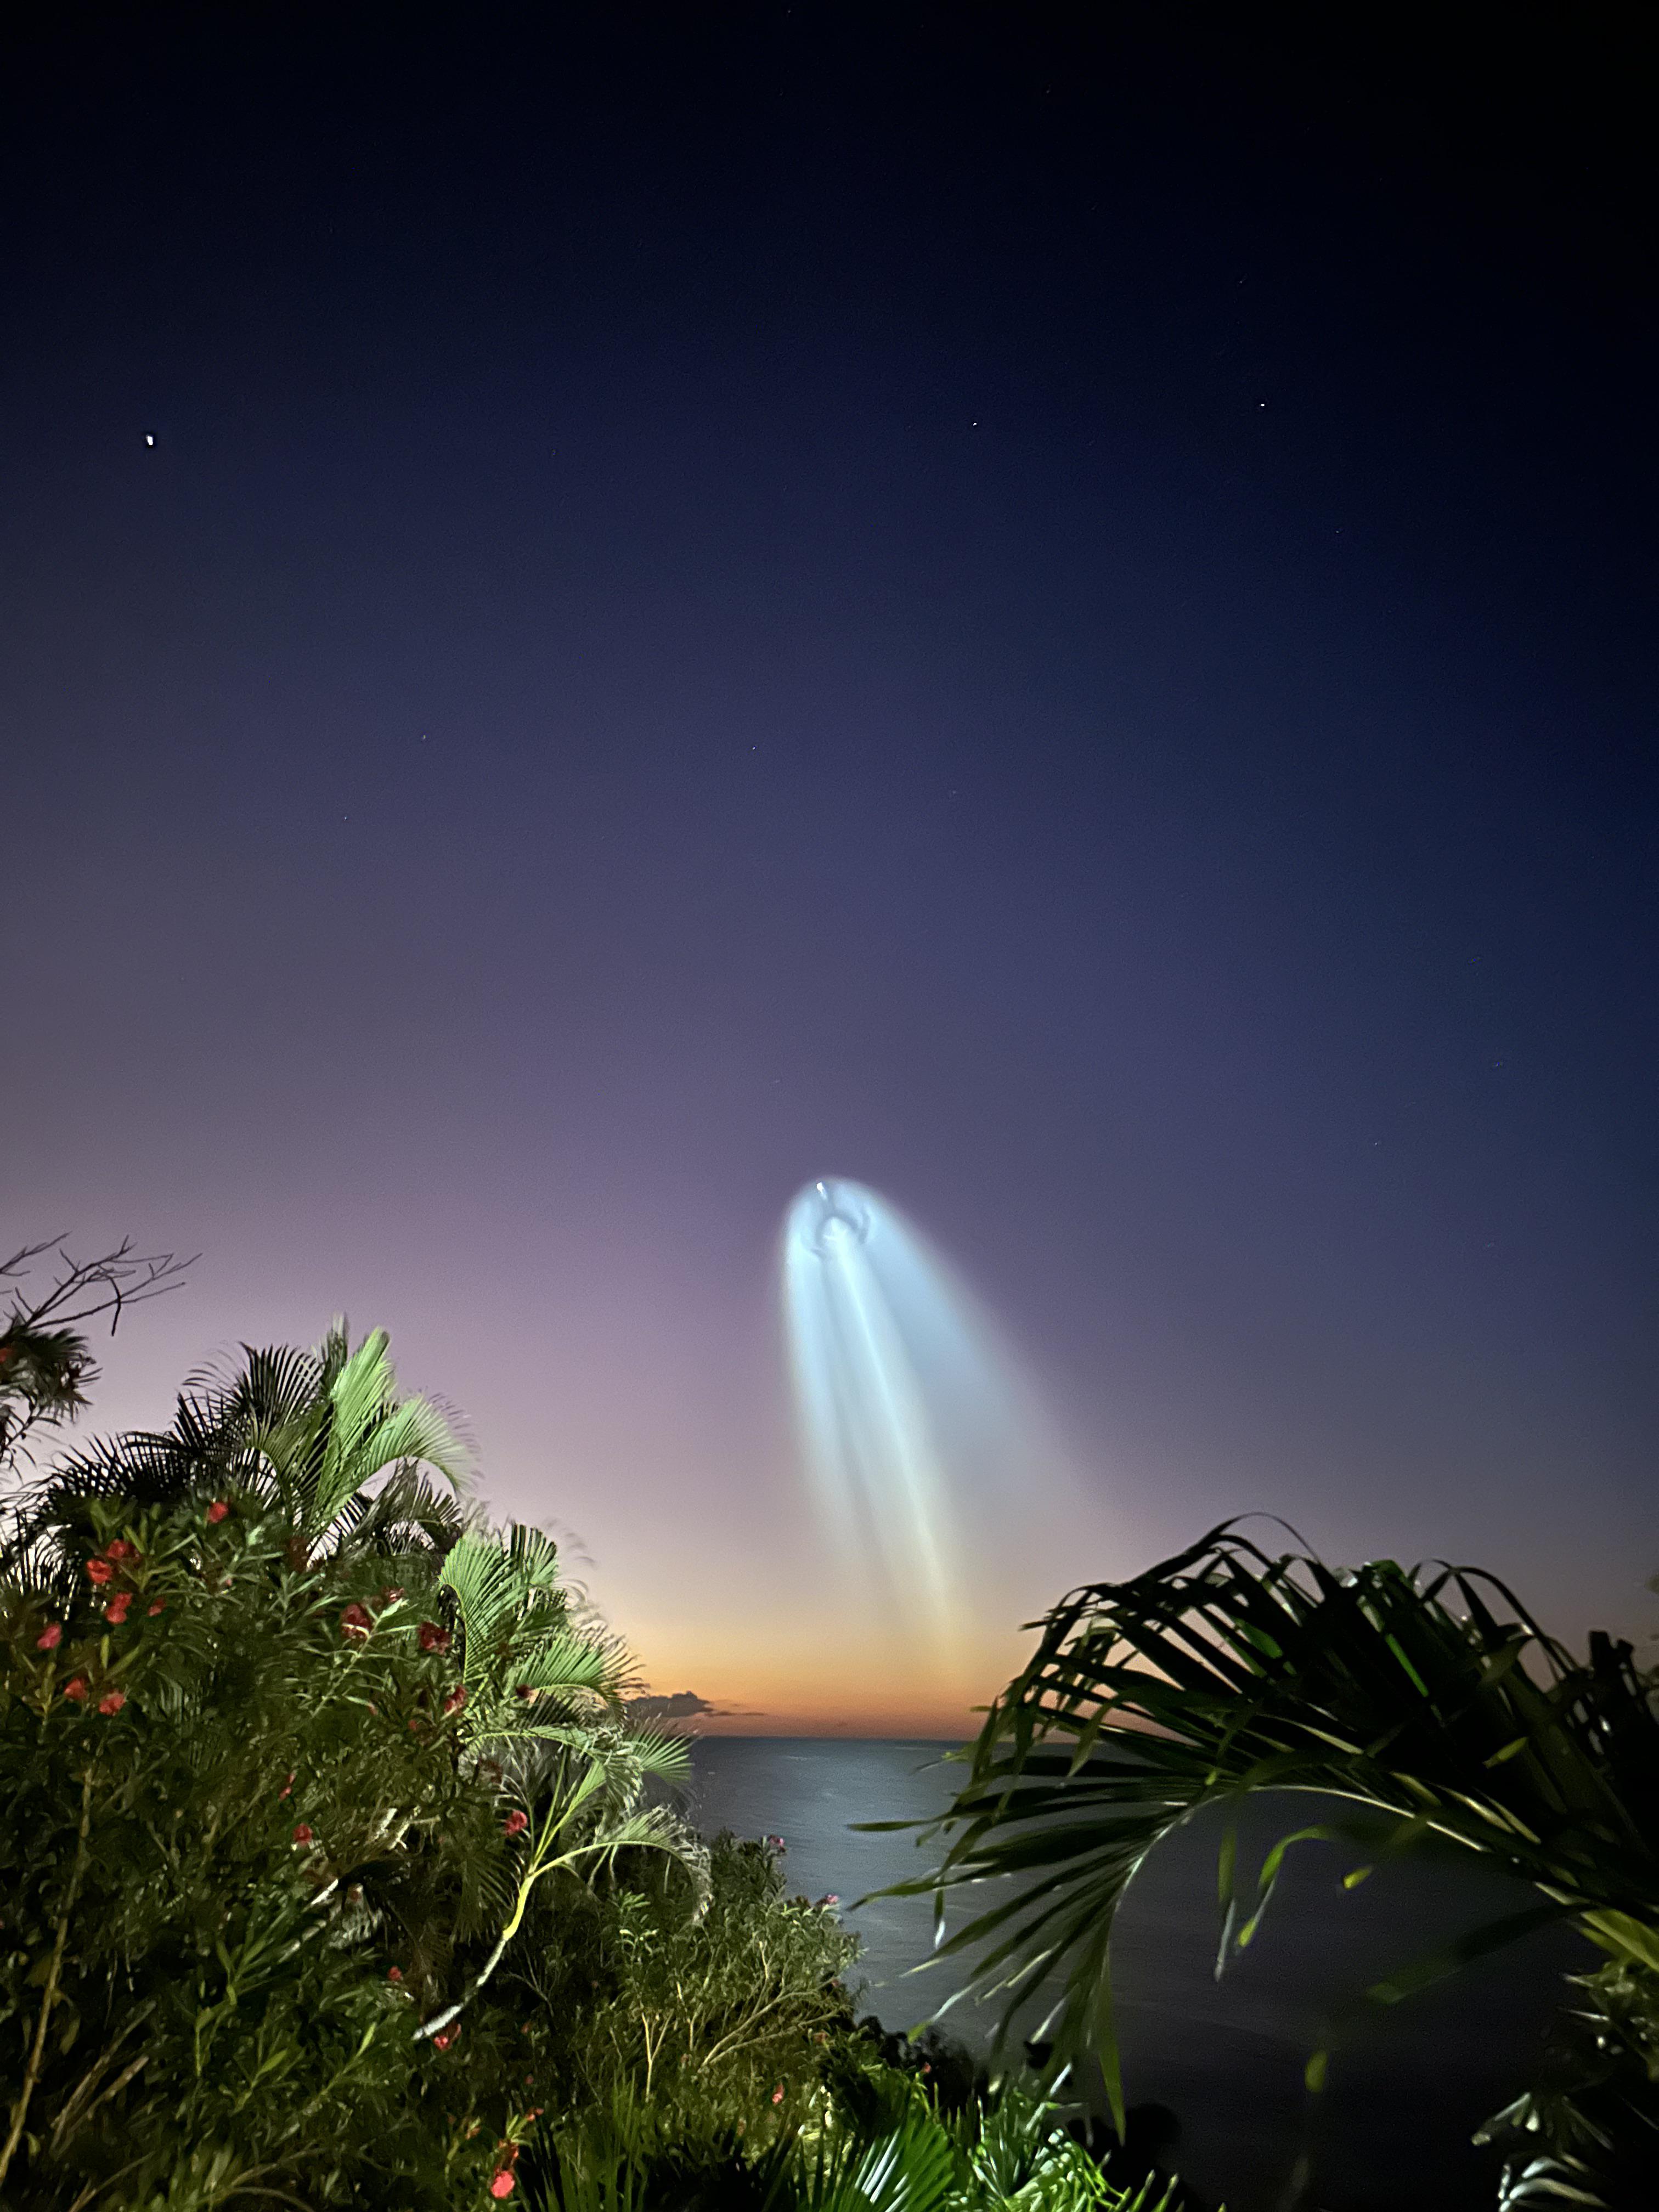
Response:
[688,1737,1584,2212]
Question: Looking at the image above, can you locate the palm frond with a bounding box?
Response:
[332,1463,469,1558]
[307,1329,466,1537]
[443,1528,539,1663]
[888,1523,1659,2128]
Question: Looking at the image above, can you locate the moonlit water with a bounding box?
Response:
[781,1178,1086,1672]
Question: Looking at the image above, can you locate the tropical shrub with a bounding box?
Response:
[0,1491,514,2205]
[516,1832,859,2154]
[0,1324,699,2209]
[535,2069,1185,2210]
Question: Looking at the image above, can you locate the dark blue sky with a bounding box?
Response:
[7,5,1656,1713]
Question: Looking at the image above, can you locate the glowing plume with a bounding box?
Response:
[782,1177,1076,1662]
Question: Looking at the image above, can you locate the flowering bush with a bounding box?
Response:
[0,1492,549,2208]
[0,1322,891,2212]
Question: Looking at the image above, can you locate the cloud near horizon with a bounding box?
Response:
[625,1690,764,1724]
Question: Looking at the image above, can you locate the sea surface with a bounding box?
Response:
[687,1737,1585,2212]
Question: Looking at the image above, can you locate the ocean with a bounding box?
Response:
[686,1737,1585,2212]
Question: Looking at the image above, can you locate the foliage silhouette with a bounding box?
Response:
[881,1524,1659,2207]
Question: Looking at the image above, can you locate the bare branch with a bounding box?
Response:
[1,1239,196,1338]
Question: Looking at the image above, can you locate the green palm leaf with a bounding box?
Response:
[887,1523,1659,2137]
[13,1324,468,1579]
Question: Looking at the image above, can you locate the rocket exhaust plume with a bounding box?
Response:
[781,1176,1085,1667]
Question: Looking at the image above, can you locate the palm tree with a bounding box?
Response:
[9,1324,468,1586]
[891,1524,1659,2204]
[415,1520,704,2039]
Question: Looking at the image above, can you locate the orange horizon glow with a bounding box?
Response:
[627,1611,1037,1743]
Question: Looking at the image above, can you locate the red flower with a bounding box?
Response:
[105,1593,132,1625]
[104,1539,138,1562]
[206,1500,230,1524]
[35,1622,63,1651]
[502,1809,528,1838]
[86,1558,114,1587]
[63,1675,88,1701]
[279,1771,295,1799]
[339,1603,373,1641]
[433,2030,454,2051]
[771,2085,785,2104]
[97,1689,126,1716]
[489,2173,516,2199]
[387,1965,403,1982]
[148,1600,166,1616]
[442,1685,466,1716]
[291,1823,314,1846]
[417,1621,450,1654]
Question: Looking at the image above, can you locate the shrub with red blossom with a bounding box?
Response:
[0,1367,714,2208]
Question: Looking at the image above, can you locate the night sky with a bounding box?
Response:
[8,5,1656,1730]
